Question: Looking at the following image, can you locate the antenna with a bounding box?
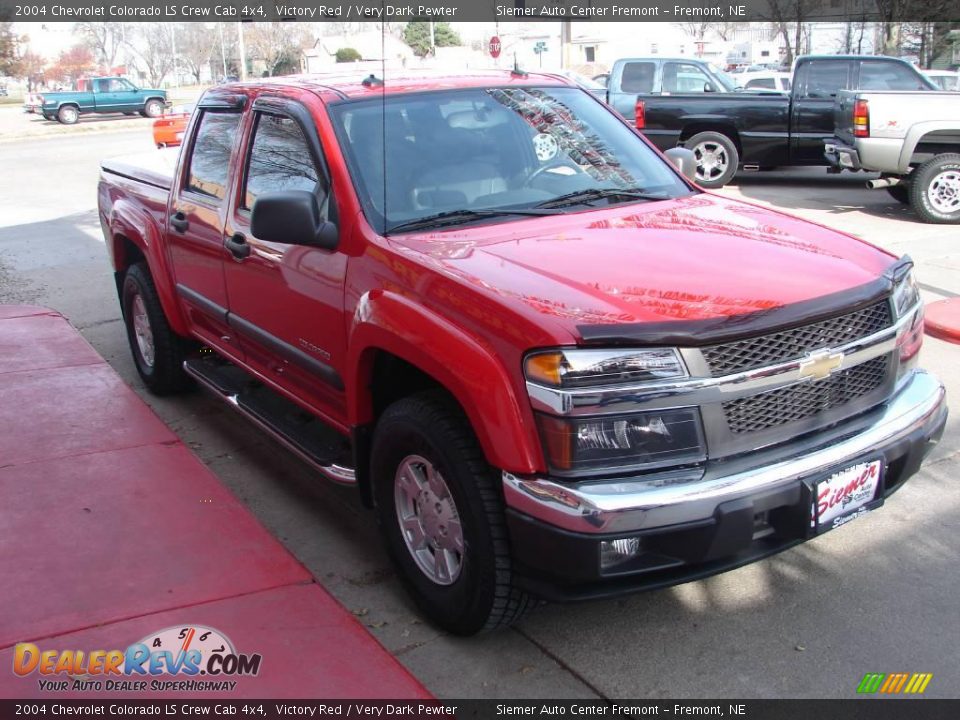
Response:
[511,53,528,78]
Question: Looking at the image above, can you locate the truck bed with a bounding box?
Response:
[100,148,180,191]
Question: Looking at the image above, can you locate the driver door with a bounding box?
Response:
[222,96,348,426]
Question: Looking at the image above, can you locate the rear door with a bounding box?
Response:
[856,59,932,92]
[790,59,853,162]
[95,78,136,112]
[168,100,244,353]
[222,95,348,426]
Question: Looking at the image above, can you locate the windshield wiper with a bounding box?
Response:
[386,208,561,234]
[535,187,670,209]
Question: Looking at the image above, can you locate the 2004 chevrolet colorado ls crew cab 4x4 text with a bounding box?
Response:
[98,70,947,635]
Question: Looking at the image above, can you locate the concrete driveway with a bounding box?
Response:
[1,131,957,699]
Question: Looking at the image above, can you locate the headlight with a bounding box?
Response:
[525,348,686,388]
[536,408,706,476]
[892,269,920,318]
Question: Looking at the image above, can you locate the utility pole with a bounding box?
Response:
[560,20,571,70]
[237,22,247,80]
[429,21,435,55]
[217,23,228,79]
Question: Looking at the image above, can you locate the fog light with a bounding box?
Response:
[600,537,643,569]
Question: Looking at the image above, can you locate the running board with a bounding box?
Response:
[183,358,356,485]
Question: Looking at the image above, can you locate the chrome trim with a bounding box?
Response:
[527,301,919,417]
[504,369,945,534]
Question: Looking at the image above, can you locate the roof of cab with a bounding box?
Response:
[214,69,576,100]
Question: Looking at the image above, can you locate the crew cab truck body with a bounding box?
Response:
[98,71,946,634]
[825,90,960,223]
[605,55,934,187]
[39,76,169,124]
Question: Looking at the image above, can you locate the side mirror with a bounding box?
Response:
[665,147,698,183]
[704,82,717,93]
[250,191,338,250]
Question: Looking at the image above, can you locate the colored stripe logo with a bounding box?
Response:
[857,673,933,694]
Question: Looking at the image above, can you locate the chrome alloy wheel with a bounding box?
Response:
[394,454,464,585]
[692,140,729,183]
[926,170,960,215]
[131,293,155,368]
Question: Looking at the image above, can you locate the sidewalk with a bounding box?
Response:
[0,306,430,699]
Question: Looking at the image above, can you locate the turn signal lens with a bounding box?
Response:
[536,408,705,476]
[853,99,870,138]
[525,348,686,389]
[898,308,924,363]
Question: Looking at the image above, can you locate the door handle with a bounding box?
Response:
[225,233,251,260]
[170,211,189,233]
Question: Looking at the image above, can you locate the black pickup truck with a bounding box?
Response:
[602,55,935,187]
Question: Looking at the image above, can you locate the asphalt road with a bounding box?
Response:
[2,128,958,699]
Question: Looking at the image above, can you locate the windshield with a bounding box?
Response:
[329,86,694,234]
[706,64,738,92]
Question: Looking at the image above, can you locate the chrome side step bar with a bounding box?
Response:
[183,359,356,485]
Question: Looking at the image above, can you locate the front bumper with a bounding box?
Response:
[824,140,862,171]
[503,369,946,600]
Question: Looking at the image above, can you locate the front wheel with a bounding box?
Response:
[371,392,536,635]
[909,154,960,223]
[121,263,193,395]
[683,131,739,188]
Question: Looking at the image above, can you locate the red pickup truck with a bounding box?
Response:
[98,71,946,635]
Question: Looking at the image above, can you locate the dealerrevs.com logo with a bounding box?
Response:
[13,625,262,693]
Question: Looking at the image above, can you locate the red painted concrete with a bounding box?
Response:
[0,585,430,699]
[925,298,960,345]
[0,307,431,699]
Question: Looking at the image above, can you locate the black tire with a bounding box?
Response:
[371,391,536,635]
[909,154,960,224]
[143,99,164,118]
[886,183,910,204]
[57,105,79,125]
[683,131,740,188]
[121,263,193,395]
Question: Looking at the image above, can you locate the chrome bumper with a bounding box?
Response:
[503,369,946,534]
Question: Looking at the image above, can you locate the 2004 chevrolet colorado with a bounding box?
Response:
[98,70,946,635]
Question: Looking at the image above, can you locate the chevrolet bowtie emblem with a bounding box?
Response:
[798,350,845,381]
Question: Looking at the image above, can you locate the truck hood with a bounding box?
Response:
[389,193,896,342]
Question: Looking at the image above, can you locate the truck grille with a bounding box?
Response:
[722,355,889,435]
[702,301,892,377]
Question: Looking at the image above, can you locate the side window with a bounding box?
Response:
[243,113,325,210]
[663,63,714,93]
[620,62,655,93]
[94,80,109,93]
[799,61,850,99]
[746,78,775,89]
[187,111,242,202]
[859,62,927,91]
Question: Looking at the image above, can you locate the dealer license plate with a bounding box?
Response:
[811,460,882,534]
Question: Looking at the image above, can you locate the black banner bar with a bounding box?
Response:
[1,0,959,23]
[1,700,959,720]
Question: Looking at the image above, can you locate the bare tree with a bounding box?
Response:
[763,0,820,65]
[245,22,310,76]
[76,22,128,71]
[176,23,212,84]
[128,23,174,87]
[678,22,712,41]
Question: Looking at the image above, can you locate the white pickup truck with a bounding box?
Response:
[825,90,960,223]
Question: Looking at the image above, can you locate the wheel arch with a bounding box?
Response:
[899,122,960,172]
[679,121,743,153]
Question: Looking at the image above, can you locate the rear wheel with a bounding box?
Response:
[371,392,536,635]
[909,154,960,223]
[57,105,79,124]
[121,263,193,395]
[143,99,164,118]
[683,131,739,188]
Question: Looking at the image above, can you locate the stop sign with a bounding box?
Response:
[489,36,502,59]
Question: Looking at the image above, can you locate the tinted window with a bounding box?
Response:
[187,111,242,201]
[621,62,655,93]
[244,114,324,209]
[745,77,775,89]
[859,61,927,91]
[800,61,850,98]
[663,63,714,93]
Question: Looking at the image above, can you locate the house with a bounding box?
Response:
[301,32,416,73]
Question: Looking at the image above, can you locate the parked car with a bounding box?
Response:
[39,76,169,124]
[922,69,960,91]
[152,104,193,148]
[98,70,946,634]
[604,55,935,187]
[739,71,792,93]
[825,88,960,223]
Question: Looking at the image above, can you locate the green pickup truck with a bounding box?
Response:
[39,77,169,124]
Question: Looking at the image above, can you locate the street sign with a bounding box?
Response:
[489,36,502,59]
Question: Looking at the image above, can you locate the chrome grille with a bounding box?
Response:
[722,355,889,435]
[702,301,892,377]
